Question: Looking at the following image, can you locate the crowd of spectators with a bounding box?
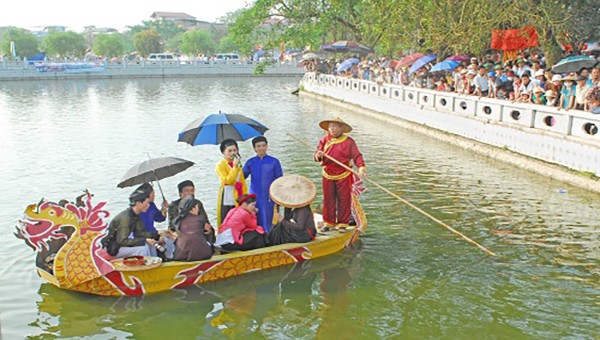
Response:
[306,53,600,114]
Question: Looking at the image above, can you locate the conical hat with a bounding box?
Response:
[319,117,352,133]
[269,174,317,208]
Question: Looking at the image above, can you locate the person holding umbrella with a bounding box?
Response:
[216,139,248,228]
[136,183,168,232]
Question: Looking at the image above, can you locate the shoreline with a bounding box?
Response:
[0,61,305,81]
[300,79,600,194]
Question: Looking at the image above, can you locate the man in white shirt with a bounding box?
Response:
[474,66,490,97]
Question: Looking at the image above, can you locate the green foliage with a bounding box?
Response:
[253,60,274,75]
[92,34,125,58]
[227,0,597,62]
[0,27,39,58]
[128,20,185,46]
[179,30,216,56]
[43,31,86,58]
[134,30,163,56]
[218,34,242,54]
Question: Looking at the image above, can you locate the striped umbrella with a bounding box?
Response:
[178,111,269,146]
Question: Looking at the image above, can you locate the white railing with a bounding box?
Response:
[305,73,600,141]
[302,73,600,176]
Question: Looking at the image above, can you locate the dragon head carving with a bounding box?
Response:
[16,194,110,252]
[17,201,78,252]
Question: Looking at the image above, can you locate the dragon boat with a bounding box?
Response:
[15,194,366,296]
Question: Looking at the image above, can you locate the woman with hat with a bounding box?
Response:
[172,195,215,261]
[215,194,267,251]
[315,117,366,231]
[559,74,577,110]
[267,175,318,245]
[215,139,248,228]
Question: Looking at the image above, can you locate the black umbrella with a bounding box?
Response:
[117,156,194,200]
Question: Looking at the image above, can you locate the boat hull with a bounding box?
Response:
[39,228,362,296]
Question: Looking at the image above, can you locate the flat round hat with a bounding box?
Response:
[270,174,317,208]
[319,117,352,133]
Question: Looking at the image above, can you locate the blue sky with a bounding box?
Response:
[1,0,250,32]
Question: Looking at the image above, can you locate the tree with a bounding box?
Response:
[179,30,216,56]
[93,33,125,58]
[134,30,163,56]
[0,27,39,59]
[218,34,242,54]
[43,31,86,58]
[127,20,185,48]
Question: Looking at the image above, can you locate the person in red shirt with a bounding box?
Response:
[215,194,267,251]
[314,117,366,230]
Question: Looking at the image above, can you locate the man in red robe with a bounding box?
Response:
[315,117,366,230]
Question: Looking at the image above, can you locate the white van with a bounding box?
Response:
[215,53,240,63]
[147,53,175,62]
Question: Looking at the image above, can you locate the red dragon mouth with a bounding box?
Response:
[18,216,67,251]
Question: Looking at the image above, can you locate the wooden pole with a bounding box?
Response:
[287,132,498,257]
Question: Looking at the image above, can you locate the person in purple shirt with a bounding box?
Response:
[243,136,283,232]
[137,183,168,232]
[135,182,176,259]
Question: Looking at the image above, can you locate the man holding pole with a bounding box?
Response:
[314,117,366,230]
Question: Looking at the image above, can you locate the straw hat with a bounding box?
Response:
[269,175,317,208]
[319,117,353,133]
[545,90,557,98]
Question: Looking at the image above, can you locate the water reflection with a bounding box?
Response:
[31,248,361,338]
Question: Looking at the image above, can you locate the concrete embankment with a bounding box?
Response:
[300,73,600,193]
[0,61,305,81]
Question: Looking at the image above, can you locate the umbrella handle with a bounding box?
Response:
[147,153,167,202]
[154,175,167,202]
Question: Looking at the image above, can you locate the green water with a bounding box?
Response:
[0,77,598,339]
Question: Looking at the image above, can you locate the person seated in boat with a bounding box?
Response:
[267,175,317,245]
[215,194,267,251]
[137,183,175,259]
[172,195,215,261]
[111,188,161,258]
[168,180,198,231]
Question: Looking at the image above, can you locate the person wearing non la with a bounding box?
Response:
[267,175,318,245]
[314,117,366,230]
[243,136,283,233]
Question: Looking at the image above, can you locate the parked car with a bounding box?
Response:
[215,53,241,64]
[147,53,176,63]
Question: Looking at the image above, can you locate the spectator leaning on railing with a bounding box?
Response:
[575,75,591,110]
[316,52,597,112]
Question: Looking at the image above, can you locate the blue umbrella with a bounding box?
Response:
[408,54,437,75]
[430,60,460,73]
[337,58,360,73]
[178,111,269,146]
[551,55,597,74]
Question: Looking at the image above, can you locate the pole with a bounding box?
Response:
[147,154,167,201]
[287,132,498,257]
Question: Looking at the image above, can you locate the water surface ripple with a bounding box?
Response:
[0,77,598,339]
